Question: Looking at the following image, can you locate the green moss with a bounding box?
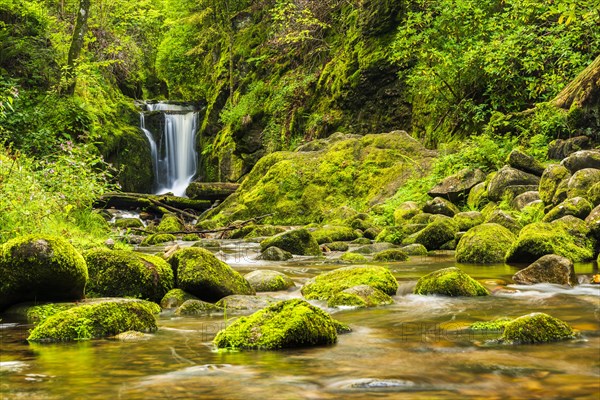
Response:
[400,243,428,256]
[160,289,198,309]
[414,218,459,250]
[244,270,295,292]
[372,249,408,262]
[470,317,513,332]
[175,299,223,315]
[260,228,321,256]
[339,252,368,263]
[414,267,490,297]
[393,202,421,225]
[84,249,174,302]
[258,246,293,261]
[542,197,592,222]
[327,285,394,308]
[456,223,516,264]
[182,234,200,241]
[588,182,600,207]
[0,235,88,310]
[27,300,158,342]
[301,265,398,300]
[213,299,339,350]
[215,295,276,311]
[324,242,350,252]
[25,303,76,325]
[232,225,286,239]
[141,233,177,246]
[168,247,255,302]
[539,164,571,205]
[501,313,575,344]
[375,226,406,245]
[453,211,484,231]
[311,226,360,244]
[467,182,489,210]
[156,214,183,233]
[114,218,144,229]
[505,222,594,263]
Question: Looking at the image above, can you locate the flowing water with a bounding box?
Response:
[1,244,599,399]
[140,103,198,197]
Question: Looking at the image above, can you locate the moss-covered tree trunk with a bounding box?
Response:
[552,54,600,110]
[65,0,90,95]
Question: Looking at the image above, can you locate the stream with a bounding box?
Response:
[1,241,599,399]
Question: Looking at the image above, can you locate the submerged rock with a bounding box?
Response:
[168,247,255,302]
[244,270,295,292]
[213,299,340,350]
[414,267,489,297]
[260,229,321,256]
[0,235,88,310]
[512,255,577,286]
[84,249,174,303]
[175,299,223,315]
[215,295,277,311]
[257,246,293,261]
[327,285,394,308]
[27,300,159,342]
[301,265,398,300]
[160,289,198,309]
[501,313,575,344]
[456,223,516,264]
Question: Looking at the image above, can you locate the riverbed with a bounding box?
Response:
[1,242,599,399]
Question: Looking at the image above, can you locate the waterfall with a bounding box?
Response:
[140,102,198,197]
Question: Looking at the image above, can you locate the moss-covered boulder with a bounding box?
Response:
[260,229,321,256]
[567,168,600,199]
[324,242,350,252]
[454,211,484,231]
[393,201,421,224]
[539,164,571,205]
[301,265,398,300]
[542,197,592,222]
[587,182,600,207]
[507,149,545,176]
[27,300,159,342]
[561,150,600,173]
[84,249,174,302]
[327,285,394,308]
[470,318,513,332]
[175,299,223,315]
[456,223,517,264]
[156,214,183,233]
[505,221,594,263]
[485,209,521,234]
[168,247,255,302]
[244,270,295,292]
[141,233,177,246]
[311,226,360,244]
[0,235,88,310]
[114,218,144,229]
[427,168,486,204]
[213,299,339,350]
[339,252,368,263]
[229,224,286,240]
[467,182,489,210]
[487,166,540,202]
[355,242,397,254]
[512,254,577,286]
[215,295,277,311]
[423,197,460,217]
[257,246,293,261]
[501,313,575,344]
[511,191,541,211]
[160,289,198,309]
[414,267,489,297]
[375,227,406,245]
[373,249,408,262]
[414,217,459,250]
[400,243,428,256]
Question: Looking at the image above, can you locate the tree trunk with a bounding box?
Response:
[552,54,600,110]
[65,0,91,95]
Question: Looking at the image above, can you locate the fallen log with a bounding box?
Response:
[94,192,212,218]
[185,182,240,201]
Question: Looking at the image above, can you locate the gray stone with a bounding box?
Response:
[548,136,592,160]
[257,246,293,261]
[507,149,545,176]
[422,197,460,217]
[512,191,540,211]
[487,166,540,202]
[485,209,521,234]
[244,270,295,292]
[567,168,600,198]
[561,150,600,173]
[427,168,486,203]
[513,255,577,286]
[539,164,571,205]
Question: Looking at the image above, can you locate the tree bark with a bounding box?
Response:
[552,54,600,110]
[65,0,91,95]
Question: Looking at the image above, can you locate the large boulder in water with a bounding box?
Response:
[168,247,255,302]
[487,166,540,202]
[213,299,341,350]
[456,223,516,264]
[327,285,394,308]
[244,270,295,292]
[301,265,398,300]
[427,168,486,204]
[27,299,159,342]
[414,267,489,297]
[84,249,174,303]
[0,235,88,311]
[512,255,577,286]
[260,229,321,256]
[501,313,575,344]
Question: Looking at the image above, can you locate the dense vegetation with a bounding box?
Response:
[0,0,599,245]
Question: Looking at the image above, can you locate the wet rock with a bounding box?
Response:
[414,267,489,297]
[363,227,382,240]
[456,223,516,264]
[168,247,255,302]
[485,209,521,234]
[141,233,176,246]
[324,242,350,252]
[114,218,144,229]
[414,217,460,250]
[156,214,183,233]
[301,265,398,300]
[561,150,600,173]
[175,299,222,315]
[501,313,575,344]
[422,197,460,217]
[0,235,88,310]
[160,289,198,309]
[112,331,153,341]
[372,249,408,262]
[467,182,489,210]
[542,197,592,222]
[487,166,540,202]
[567,168,600,199]
[339,252,368,263]
[410,213,433,224]
[215,295,277,311]
[327,285,394,308]
[427,168,486,203]
[512,255,577,286]
[393,201,421,224]
[355,242,397,254]
[244,270,295,292]
[213,299,340,349]
[192,239,221,248]
[453,211,484,231]
[399,243,428,256]
[257,246,293,261]
[507,149,545,176]
[260,228,321,256]
[84,249,174,303]
[587,182,600,207]
[548,136,592,160]
[511,191,540,211]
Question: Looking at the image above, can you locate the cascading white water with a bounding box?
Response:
[140,102,198,197]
